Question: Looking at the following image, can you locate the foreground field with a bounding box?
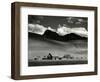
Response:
[29,60,87,66]
[28,33,88,66]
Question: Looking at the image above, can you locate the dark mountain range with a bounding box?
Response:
[28,30,87,42]
[43,30,87,41]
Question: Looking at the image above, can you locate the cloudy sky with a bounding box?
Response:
[28,15,88,30]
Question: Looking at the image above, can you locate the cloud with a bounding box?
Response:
[28,24,47,35]
[57,26,71,36]
[47,27,56,32]
[28,24,88,37]
[71,28,88,37]
[57,26,88,37]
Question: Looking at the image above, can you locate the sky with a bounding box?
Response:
[28,15,88,30]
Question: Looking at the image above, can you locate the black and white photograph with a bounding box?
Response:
[11,2,97,79]
[28,15,88,66]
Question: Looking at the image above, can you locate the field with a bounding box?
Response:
[29,60,87,66]
[28,33,88,66]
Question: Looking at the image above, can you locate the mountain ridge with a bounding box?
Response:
[43,30,87,41]
[28,24,88,37]
[29,29,87,42]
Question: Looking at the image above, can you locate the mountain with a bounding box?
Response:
[28,32,42,38]
[28,24,88,37]
[43,30,59,40]
[28,24,87,41]
[43,30,87,42]
[28,24,88,38]
[29,29,87,42]
[62,33,87,41]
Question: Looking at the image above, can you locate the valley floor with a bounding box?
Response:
[28,34,88,66]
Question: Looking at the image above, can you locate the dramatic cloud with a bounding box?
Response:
[71,28,88,37]
[57,26,88,37]
[28,24,88,37]
[28,24,47,35]
[57,26,71,36]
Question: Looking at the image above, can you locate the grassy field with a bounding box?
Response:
[28,34,88,66]
[28,60,87,66]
